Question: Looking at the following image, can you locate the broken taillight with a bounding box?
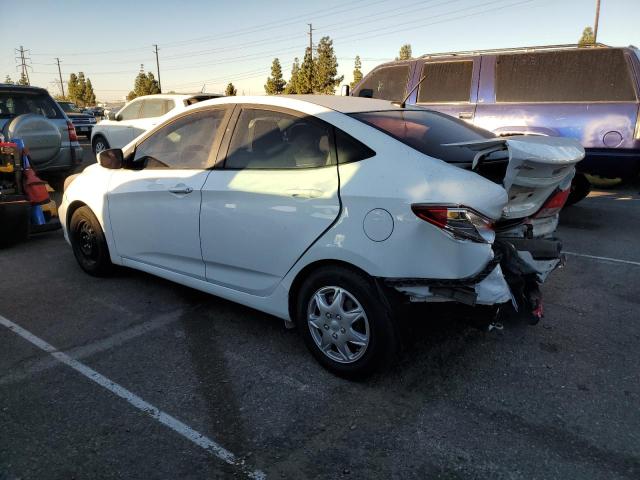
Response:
[534,188,571,218]
[411,205,494,243]
[67,120,78,142]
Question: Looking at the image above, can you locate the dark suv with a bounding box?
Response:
[352,44,640,197]
[0,84,83,188]
[58,101,96,139]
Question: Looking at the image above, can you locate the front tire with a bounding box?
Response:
[92,135,109,155]
[69,206,113,276]
[296,266,398,378]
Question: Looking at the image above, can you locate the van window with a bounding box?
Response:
[417,61,473,103]
[353,65,410,102]
[496,49,636,102]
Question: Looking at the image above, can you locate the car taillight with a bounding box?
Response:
[534,188,570,218]
[67,120,78,142]
[411,204,494,243]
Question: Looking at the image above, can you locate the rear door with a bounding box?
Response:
[473,49,639,178]
[413,57,479,122]
[199,106,340,295]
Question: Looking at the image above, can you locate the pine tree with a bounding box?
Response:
[4,75,14,84]
[578,27,595,46]
[76,72,87,107]
[145,72,161,95]
[84,79,96,106]
[284,58,300,94]
[297,47,315,94]
[128,69,160,100]
[350,56,363,89]
[67,73,78,101]
[18,72,29,86]
[314,36,343,94]
[396,44,412,61]
[264,58,286,95]
[225,83,237,96]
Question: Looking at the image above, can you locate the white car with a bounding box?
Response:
[61,95,583,377]
[90,93,222,154]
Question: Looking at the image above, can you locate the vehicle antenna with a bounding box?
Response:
[393,73,427,108]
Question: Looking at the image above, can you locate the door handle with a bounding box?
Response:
[169,186,193,195]
[287,189,322,199]
[458,112,473,120]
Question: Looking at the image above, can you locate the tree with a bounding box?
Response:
[297,47,315,94]
[284,58,301,94]
[68,73,79,102]
[17,72,29,86]
[127,68,160,100]
[579,26,595,46]
[225,82,237,96]
[313,36,343,94]
[396,44,412,61]
[76,72,87,106]
[264,58,286,95]
[84,79,96,106]
[4,75,14,84]
[350,55,363,88]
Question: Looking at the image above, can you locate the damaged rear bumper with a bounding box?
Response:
[385,237,564,310]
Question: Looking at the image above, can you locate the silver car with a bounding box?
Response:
[0,84,83,189]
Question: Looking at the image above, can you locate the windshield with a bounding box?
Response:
[58,102,81,113]
[350,109,495,164]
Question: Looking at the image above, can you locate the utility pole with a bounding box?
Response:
[55,57,65,98]
[307,23,315,90]
[15,46,31,85]
[593,0,601,44]
[153,44,162,93]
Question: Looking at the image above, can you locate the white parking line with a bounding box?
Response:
[0,314,266,480]
[564,251,640,267]
[0,309,183,386]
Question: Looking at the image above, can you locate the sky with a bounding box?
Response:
[1,0,639,102]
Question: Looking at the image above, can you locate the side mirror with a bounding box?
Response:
[107,111,117,120]
[340,85,350,96]
[97,148,123,169]
[358,88,373,98]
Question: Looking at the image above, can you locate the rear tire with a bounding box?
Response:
[70,206,113,276]
[92,135,109,155]
[565,173,591,206]
[296,265,398,378]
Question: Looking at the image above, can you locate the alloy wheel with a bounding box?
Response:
[307,286,370,364]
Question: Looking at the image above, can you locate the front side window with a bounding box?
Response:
[353,65,410,102]
[134,109,228,169]
[417,61,473,103]
[351,109,494,164]
[496,49,637,102]
[225,108,333,169]
[118,101,142,120]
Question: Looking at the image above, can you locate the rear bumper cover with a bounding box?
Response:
[386,237,563,308]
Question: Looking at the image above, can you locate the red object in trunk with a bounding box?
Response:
[23,168,50,205]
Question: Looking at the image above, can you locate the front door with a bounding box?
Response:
[200,106,341,295]
[109,100,143,148]
[108,107,231,278]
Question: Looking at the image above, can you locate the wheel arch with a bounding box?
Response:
[65,200,88,230]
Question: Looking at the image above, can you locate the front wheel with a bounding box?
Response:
[296,266,398,378]
[70,206,113,276]
[92,135,109,155]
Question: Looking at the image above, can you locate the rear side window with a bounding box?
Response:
[353,65,410,102]
[140,99,172,118]
[335,129,375,164]
[225,108,334,169]
[351,110,494,164]
[417,61,473,103]
[0,92,63,120]
[496,49,637,102]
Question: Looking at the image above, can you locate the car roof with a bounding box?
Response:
[0,84,50,94]
[195,94,403,114]
[130,93,221,101]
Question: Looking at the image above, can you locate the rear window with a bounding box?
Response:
[0,91,63,120]
[496,49,637,102]
[417,61,474,103]
[351,109,494,164]
[353,65,410,102]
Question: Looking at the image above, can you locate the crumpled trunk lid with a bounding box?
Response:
[445,135,585,219]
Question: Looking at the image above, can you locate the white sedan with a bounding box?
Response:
[90,93,222,154]
[61,95,583,377]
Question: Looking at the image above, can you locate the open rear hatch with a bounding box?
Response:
[444,135,584,219]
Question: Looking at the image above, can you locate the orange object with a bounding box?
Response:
[22,168,50,205]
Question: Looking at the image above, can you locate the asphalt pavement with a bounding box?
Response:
[1,143,638,479]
